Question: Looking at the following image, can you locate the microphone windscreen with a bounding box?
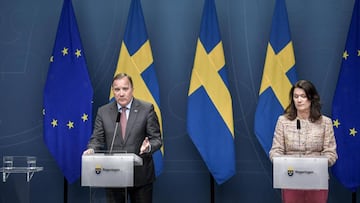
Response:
[116,112,121,123]
[297,119,301,130]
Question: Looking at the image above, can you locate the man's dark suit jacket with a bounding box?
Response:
[87,98,162,186]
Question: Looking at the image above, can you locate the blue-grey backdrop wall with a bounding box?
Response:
[0,0,356,202]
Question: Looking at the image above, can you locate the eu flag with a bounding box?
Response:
[187,0,235,184]
[331,0,360,192]
[111,0,163,176]
[254,0,297,156]
[43,0,93,183]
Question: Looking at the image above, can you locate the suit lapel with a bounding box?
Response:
[123,98,140,143]
[107,101,123,148]
[109,101,119,125]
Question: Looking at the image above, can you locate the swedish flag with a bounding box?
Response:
[111,0,163,176]
[254,0,298,156]
[43,0,93,183]
[187,0,235,184]
[331,0,360,192]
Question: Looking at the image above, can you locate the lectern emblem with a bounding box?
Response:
[95,164,102,174]
[287,167,294,176]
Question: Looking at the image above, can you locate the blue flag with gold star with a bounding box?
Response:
[254,0,297,156]
[43,0,93,183]
[187,0,235,184]
[331,0,360,192]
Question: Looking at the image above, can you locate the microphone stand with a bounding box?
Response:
[109,112,121,154]
[108,112,128,203]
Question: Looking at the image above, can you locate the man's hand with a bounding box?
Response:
[83,148,94,155]
[140,137,151,155]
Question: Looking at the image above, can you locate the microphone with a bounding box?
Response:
[116,111,121,122]
[297,119,301,130]
[109,112,121,154]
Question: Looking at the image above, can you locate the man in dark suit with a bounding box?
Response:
[83,73,162,203]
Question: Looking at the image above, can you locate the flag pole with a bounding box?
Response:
[64,178,68,203]
[352,192,356,203]
[210,174,214,203]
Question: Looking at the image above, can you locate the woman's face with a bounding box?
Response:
[293,87,311,113]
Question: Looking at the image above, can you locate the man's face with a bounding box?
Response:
[112,77,133,107]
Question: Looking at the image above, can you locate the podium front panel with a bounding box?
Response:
[82,154,134,187]
[273,156,328,190]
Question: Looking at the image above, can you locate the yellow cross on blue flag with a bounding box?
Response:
[254,0,298,156]
[331,0,360,192]
[111,0,163,176]
[43,0,93,183]
[187,0,235,184]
